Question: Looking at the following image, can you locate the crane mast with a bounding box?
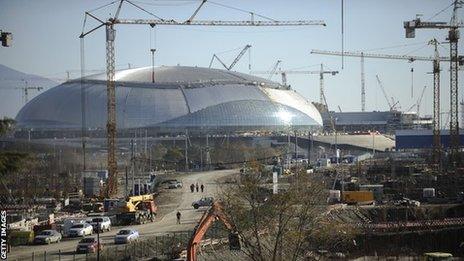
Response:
[430,39,441,168]
[105,24,117,197]
[403,0,463,165]
[80,0,325,198]
[361,52,366,112]
[311,48,459,169]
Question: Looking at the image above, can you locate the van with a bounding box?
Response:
[89,217,111,232]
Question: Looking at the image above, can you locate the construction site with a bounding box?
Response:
[1,0,464,260]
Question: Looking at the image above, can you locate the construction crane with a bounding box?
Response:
[266,60,282,80]
[404,0,464,163]
[311,48,457,168]
[2,84,43,105]
[209,44,251,71]
[361,52,366,112]
[311,49,454,113]
[80,0,325,198]
[375,75,398,111]
[17,80,43,104]
[252,63,338,101]
[405,85,427,116]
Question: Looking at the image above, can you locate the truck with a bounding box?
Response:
[116,194,157,225]
[342,191,374,205]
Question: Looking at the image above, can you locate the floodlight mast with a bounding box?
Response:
[79,0,326,198]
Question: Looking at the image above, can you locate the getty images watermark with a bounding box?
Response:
[0,210,7,260]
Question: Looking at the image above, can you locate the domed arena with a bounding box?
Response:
[15,66,322,134]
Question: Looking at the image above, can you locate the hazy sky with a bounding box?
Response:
[0,0,462,121]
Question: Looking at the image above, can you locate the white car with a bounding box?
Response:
[114,228,139,244]
[68,223,93,237]
[33,230,62,244]
[89,217,111,232]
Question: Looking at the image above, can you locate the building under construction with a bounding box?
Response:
[313,101,432,134]
[15,66,323,135]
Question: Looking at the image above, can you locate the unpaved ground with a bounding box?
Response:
[8,169,238,261]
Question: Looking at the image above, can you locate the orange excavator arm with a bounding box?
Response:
[187,201,235,261]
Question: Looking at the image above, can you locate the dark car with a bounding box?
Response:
[76,237,102,253]
[192,197,214,209]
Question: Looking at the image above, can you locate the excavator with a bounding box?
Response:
[186,201,240,261]
[116,194,157,225]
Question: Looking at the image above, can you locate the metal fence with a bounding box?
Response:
[11,231,192,261]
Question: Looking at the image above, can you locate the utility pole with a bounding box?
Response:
[80,37,87,172]
[294,130,298,161]
[130,138,135,196]
[185,129,189,171]
[319,64,325,104]
[307,131,312,166]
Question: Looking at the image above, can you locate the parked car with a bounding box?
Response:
[33,230,62,244]
[89,217,111,232]
[76,237,102,253]
[192,197,214,209]
[62,219,88,237]
[114,228,140,244]
[68,223,93,237]
[168,180,183,189]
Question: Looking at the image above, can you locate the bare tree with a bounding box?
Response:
[219,162,355,260]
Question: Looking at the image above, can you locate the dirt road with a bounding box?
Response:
[8,169,237,261]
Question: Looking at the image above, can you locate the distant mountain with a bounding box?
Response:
[0,64,58,118]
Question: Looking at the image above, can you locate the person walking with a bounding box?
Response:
[176,211,181,224]
[200,184,204,193]
[190,183,195,193]
[195,183,199,192]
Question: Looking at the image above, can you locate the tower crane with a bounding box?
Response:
[209,44,251,71]
[252,63,339,102]
[80,0,326,198]
[17,80,43,104]
[310,47,458,168]
[3,84,43,105]
[403,0,464,162]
